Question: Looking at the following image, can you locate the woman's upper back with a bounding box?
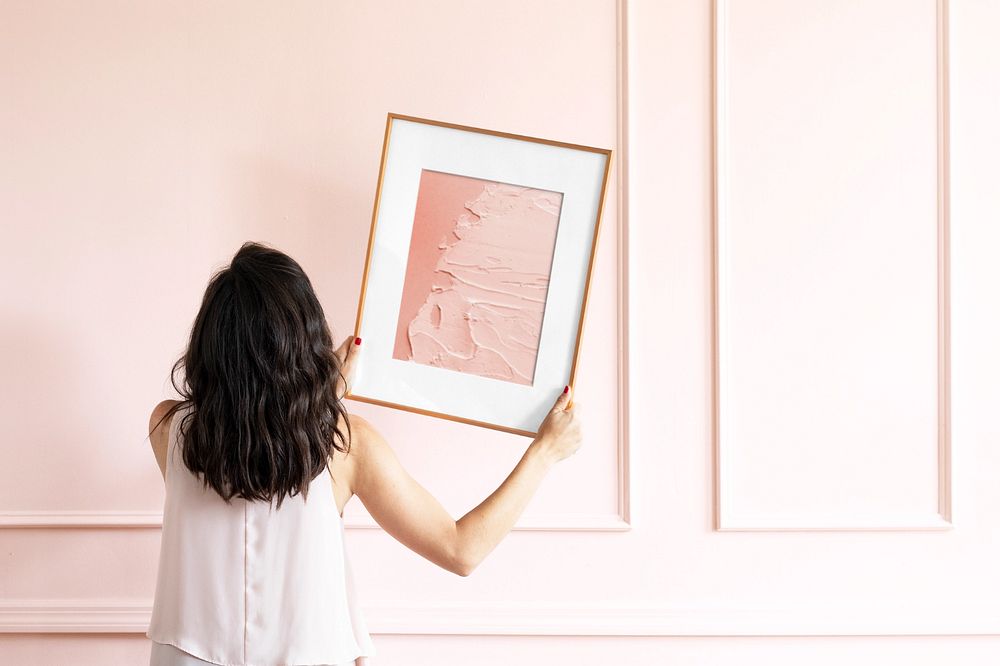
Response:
[146,401,375,666]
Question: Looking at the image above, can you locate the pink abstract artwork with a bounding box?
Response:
[392,169,563,385]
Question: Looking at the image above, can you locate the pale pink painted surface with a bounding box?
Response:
[392,170,561,385]
[2,1,1000,665]
[719,0,942,525]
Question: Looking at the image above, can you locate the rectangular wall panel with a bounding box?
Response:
[713,0,951,530]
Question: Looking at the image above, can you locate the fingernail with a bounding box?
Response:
[563,385,569,394]
[354,337,362,346]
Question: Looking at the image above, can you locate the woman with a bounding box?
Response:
[145,242,583,666]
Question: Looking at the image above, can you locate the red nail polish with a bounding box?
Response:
[563,385,569,394]
[354,337,362,345]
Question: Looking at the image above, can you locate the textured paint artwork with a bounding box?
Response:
[392,169,563,385]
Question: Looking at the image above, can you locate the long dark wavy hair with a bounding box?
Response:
[150,241,352,508]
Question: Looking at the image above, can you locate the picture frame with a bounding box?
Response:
[345,112,612,437]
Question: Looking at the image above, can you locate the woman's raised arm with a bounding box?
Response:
[348,388,581,577]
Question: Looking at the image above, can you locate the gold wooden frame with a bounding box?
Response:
[345,112,613,437]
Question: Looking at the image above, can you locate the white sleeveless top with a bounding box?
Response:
[146,402,376,666]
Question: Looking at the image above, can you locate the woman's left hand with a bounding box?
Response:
[333,335,361,398]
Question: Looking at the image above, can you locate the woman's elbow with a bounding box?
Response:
[449,531,475,577]
[452,558,473,577]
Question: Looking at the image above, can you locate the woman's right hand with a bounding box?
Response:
[529,385,583,465]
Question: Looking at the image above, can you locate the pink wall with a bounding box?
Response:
[2,0,1000,664]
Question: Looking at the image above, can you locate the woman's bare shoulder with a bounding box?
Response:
[345,412,374,437]
[328,412,373,494]
[149,400,181,441]
[341,413,374,462]
[149,399,181,479]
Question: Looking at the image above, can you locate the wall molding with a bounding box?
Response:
[0,0,632,534]
[614,0,633,534]
[0,511,631,531]
[2,600,998,636]
[711,0,953,531]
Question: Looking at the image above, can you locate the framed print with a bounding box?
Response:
[346,112,612,437]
